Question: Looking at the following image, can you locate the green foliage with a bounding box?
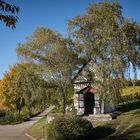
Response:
[16,27,78,113]
[28,117,47,139]
[93,101,140,140]
[29,102,140,140]
[46,116,93,140]
[0,0,19,28]
[121,86,140,102]
[15,1,140,112]
[0,63,48,121]
[0,109,5,117]
[68,1,140,103]
[125,80,140,87]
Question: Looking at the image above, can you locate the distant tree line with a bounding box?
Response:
[125,80,140,87]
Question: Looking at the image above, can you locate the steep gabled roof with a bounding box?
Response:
[72,58,92,82]
[76,85,96,94]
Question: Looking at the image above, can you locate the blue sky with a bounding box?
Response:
[0,0,140,79]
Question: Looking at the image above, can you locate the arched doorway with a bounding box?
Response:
[84,92,95,115]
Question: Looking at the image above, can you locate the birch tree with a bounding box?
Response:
[16,27,78,113]
[68,2,140,103]
[0,63,47,118]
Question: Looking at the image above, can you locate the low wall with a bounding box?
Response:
[84,114,112,123]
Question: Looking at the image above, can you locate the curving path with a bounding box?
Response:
[0,106,55,140]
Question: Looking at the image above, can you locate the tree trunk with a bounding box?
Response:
[18,108,21,115]
[62,92,66,114]
[101,100,104,114]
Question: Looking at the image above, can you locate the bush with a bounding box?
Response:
[121,86,140,103]
[46,115,93,140]
[0,110,6,117]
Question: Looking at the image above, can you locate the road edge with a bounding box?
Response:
[25,133,37,140]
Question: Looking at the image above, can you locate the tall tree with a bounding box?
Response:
[16,27,78,113]
[68,2,140,104]
[0,63,48,118]
[0,0,19,28]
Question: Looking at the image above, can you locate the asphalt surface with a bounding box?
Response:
[0,106,55,140]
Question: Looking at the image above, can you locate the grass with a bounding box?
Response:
[28,101,140,140]
[28,117,47,140]
[93,101,140,140]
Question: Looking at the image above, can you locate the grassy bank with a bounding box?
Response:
[28,117,47,140]
[28,101,140,140]
[93,101,140,140]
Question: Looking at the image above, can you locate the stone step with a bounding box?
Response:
[84,114,112,122]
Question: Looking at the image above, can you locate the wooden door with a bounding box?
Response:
[84,92,95,115]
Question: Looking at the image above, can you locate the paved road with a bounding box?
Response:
[0,106,55,140]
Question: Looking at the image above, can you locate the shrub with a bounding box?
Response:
[121,86,140,103]
[46,115,93,140]
[0,110,6,117]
